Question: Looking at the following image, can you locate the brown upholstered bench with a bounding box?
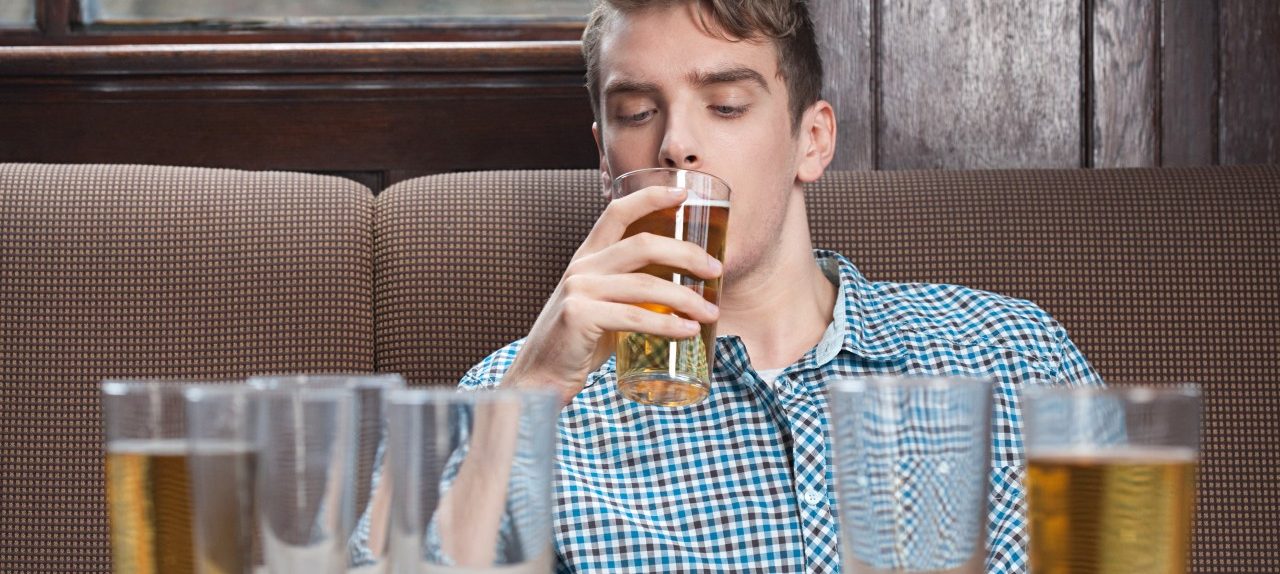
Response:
[4,163,1277,572]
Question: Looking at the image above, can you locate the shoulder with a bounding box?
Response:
[862,280,1067,360]
[457,339,526,390]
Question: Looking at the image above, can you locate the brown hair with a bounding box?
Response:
[582,0,824,132]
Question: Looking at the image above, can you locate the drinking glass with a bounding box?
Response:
[249,374,405,572]
[828,376,992,574]
[255,384,357,574]
[1024,385,1200,574]
[184,384,259,574]
[102,380,199,574]
[610,167,731,408]
[385,388,559,573]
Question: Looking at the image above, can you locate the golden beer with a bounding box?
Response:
[107,440,257,574]
[107,440,196,574]
[615,198,728,407]
[1028,448,1196,574]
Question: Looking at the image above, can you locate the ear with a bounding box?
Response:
[593,121,612,197]
[795,100,837,184]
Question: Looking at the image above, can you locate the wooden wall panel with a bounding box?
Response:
[0,43,599,187]
[1161,0,1218,167]
[877,1,1080,169]
[1221,1,1280,165]
[1092,0,1159,167]
[811,0,873,170]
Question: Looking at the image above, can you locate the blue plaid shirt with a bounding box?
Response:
[460,250,1104,573]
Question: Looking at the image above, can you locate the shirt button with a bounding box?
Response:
[803,488,824,506]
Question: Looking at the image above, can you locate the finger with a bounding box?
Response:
[579,185,687,254]
[564,298,702,340]
[572,232,722,280]
[564,273,719,323]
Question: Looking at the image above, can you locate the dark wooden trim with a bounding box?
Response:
[0,41,598,180]
[3,20,584,46]
[0,41,585,75]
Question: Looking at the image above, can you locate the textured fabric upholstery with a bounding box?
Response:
[375,166,1279,573]
[375,170,607,386]
[0,164,375,572]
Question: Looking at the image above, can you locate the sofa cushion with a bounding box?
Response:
[1,163,376,572]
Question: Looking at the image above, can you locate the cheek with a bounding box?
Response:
[603,130,661,174]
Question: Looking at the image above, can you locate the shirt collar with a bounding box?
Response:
[815,249,906,363]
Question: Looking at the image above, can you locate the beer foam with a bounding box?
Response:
[681,199,731,209]
[108,438,253,455]
[1030,445,1197,464]
[108,438,188,455]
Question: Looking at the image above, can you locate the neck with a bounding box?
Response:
[717,192,837,371]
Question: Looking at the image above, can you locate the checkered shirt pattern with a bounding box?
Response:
[459,250,1104,574]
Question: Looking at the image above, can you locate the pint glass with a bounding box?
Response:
[610,168,730,407]
[828,376,992,574]
[101,380,205,574]
[1024,385,1200,574]
[184,384,258,574]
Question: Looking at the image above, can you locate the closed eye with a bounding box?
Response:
[710,104,748,118]
[617,108,656,126]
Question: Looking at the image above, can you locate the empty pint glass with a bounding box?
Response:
[248,373,405,572]
[255,384,357,574]
[610,168,730,407]
[184,384,258,574]
[828,376,992,574]
[385,388,559,574]
[1024,385,1200,574]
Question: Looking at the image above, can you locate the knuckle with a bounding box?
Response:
[561,274,586,296]
[560,296,588,324]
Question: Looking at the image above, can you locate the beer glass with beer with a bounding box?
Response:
[610,168,730,407]
[103,381,202,574]
[828,376,992,574]
[184,384,259,574]
[1024,385,1200,574]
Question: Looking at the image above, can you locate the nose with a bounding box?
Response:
[658,114,702,170]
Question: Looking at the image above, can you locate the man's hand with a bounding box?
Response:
[502,185,723,406]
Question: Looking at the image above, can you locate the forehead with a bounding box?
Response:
[597,4,782,91]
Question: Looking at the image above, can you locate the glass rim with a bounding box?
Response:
[1021,383,1201,402]
[385,387,560,406]
[247,372,406,391]
[101,379,236,396]
[611,167,730,190]
[828,375,993,394]
[182,383,258,402]
[251,385,355,401]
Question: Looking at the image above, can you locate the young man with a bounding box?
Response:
[454,1,1102,572]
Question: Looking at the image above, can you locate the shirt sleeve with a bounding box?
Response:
[1048,319,1106,389]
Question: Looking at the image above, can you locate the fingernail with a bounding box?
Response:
[682,319,700,332]
[704,300,719,316]
[669,186,686,194]
[708,257,723,274]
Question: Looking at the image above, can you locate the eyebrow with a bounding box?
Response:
[603,78,660,99]
[688,66,771,92]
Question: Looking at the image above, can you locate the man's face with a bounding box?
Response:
[594,3,806,281]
